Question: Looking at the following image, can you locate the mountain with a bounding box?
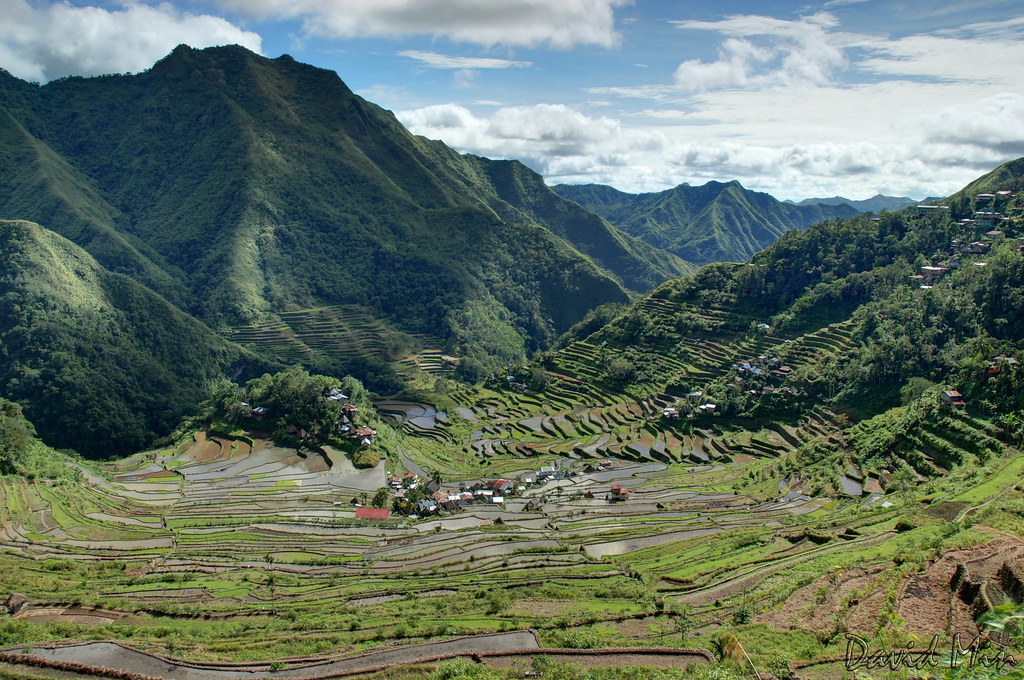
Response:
[792,194,918,212]
[0,45,691,365]
[0,219,272,458]
[554,156,1024,420]
[552,180,858,265]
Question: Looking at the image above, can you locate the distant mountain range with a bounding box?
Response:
[553,181,859,265]
[790,194,918,212]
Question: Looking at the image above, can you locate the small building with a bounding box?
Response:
[491,479,514,494]
[940,390,966,409]
[355,507,391,520]
[987,355,1019,374]
[920,265,949,284]
[609,483,629,502]
[5,593,28,616]
[525,498,542,512]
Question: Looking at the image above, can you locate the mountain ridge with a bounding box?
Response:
[0,44,690,357]
[552,180,859,264]
[791,194,918,212]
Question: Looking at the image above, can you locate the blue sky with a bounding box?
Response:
[2,0,1023,200]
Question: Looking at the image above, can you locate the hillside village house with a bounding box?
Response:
[988,355,1020,374]
[941,390,966,410]
[608,482,630,502]
[355,507,390,520]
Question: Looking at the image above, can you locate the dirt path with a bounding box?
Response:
[7,631,541,680]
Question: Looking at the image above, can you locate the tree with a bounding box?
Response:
[0,398,34,475]
[674,604,695,644]
[371,487,389,508]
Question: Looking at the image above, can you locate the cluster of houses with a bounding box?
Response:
[913,228,1024,289]
[736,354,793,382]
[239,387,377,447]
[915,191,1024,288]
[328,389,377,447]
[988,355,1020,375]
[357,458,632,521]
[503,374,530,392]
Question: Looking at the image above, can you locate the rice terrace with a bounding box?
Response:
[2,34,1024,680]
[4,272,1024,680]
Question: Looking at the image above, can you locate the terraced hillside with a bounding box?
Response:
[2,360,1023,680]
[231,305,450,383]
[3,163,1024,680]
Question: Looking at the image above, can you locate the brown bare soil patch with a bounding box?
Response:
[506,599,569,617]
[926,501,972,521]
[229,439,251,460]
[609,616,661,637]
[15,607,120,625]
[195,438,223,464]
[757,565,888,635]
[897,536,1024,639]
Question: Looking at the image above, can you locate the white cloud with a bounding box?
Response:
[399,50,531,70]
[670,13,845,91]
[0,0,262,82]
[568,10,1024,198]
[398,103,665,184]
[211,0,628,49]
[850,33,1024,86]
[908,92,1024,156]
[397,91,1024,201]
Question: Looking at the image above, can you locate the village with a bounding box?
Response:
[353,457,633,520]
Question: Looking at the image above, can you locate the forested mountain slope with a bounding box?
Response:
[554,180,859,264]
[0,45,690,362]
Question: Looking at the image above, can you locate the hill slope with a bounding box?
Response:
[553,180,859,264]
[0,219,269,457]
[793,194,917,212]
[0,45,690,362]
[556,156,1024,424]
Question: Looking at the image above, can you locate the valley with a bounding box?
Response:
[1,45,1024,680]
[4,229,1024,678]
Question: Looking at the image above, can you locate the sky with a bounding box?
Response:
[1,1,1023,201]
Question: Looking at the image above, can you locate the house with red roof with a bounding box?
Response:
[355,507,391,520]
